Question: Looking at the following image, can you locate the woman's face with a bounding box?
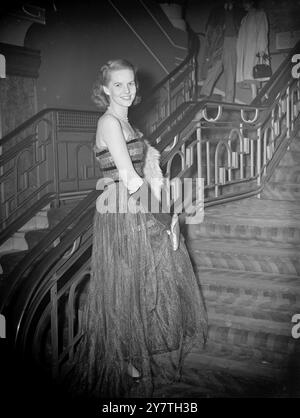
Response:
[104,68,137,108]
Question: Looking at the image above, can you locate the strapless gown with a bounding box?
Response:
[65,131,208,398]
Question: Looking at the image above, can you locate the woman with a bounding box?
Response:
[236,0,269,97]
[67,59,208,398]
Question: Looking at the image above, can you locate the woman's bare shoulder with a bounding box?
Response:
[97,113,121,130]
[96,113,127,149]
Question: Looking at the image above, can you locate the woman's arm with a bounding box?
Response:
[96,114,143,194]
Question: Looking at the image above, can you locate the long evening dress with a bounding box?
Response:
[66,128,208,398]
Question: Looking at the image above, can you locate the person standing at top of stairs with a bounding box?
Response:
[199,0,244,102]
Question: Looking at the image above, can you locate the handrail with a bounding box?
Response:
[0,107,100,147]
[10,105,297,356]
[2,61,298,283]
[108,0,169,74]
[140,0,187,51]
[15,183,269,350]
[252,40,300,106]
[1,25,300,378]
[0,193,53,247]
[0,108,99,236]
[134,23,199,116]
[10,206,95,348]
[0,100,200,312]
[6,82,300,342]
[2,71,297,304]
[0,189,98,314]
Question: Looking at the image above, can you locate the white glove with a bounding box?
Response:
[128,177,144,194]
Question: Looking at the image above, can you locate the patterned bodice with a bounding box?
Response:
[94,132,145,181]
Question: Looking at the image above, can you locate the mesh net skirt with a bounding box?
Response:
[65,190,208,398]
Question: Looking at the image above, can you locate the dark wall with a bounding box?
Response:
[24,1,172,111]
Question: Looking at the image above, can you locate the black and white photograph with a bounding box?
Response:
[0,0,300,414]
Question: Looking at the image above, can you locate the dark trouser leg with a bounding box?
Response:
[200,59,223,97]
[222,36,237,102]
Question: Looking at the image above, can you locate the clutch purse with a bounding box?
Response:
[253,52,272,79]
[167,214,180,251]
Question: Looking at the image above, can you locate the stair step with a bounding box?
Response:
[24,229,52,249]
[0,201,83,290]
[204,338,291,370]
[47,201,83,228]
[186,197,300,243]
[0,202,79,254]
[200,197,300,220]
[156,356,287,397]
[209,312,293,339]
[271,166,300,183]
[0,232,28,253]
[187,347,288,379]
[181,350,297,397]
[188,217,300,244]
[197,268,300,305]
[206,299,296,323]
[19,210,49,232]
[202,339,295,369]
[289,137,300,152]
[24,201,81,251]
[204,181,258,200]
[278,150,300,167]
[188,235,300,255]
[188,237,300,275]
[207,312,297,361]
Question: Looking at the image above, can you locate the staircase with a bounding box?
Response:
[1,23,300,403]
[0,201,79,296]
[153,135,300,397]
[262,135,300,201]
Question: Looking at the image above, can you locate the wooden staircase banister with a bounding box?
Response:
[0,189,100,314]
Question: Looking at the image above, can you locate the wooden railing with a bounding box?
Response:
[252,41,300,107]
